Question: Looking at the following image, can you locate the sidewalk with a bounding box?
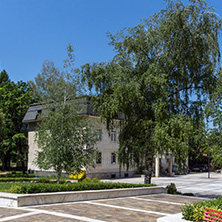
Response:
[103,172,222,198]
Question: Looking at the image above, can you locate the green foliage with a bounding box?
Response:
[82,177,91,182]
[166,183,181,195]
[91,177,99,182]
[9,181,155,194]
[0,74,33,170]
[0,70,10,86]
[182,197,222,221]
[31,45,97,184]
[81,0,221,184]
[0,172,35,178]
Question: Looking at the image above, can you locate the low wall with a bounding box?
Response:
[0,186,166,207]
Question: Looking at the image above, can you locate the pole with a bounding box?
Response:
[208,152,210,179]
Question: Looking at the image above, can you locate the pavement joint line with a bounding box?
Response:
[20,207,106,222]
[25,196,139,208]
[0,212,39,222]
[129,197,185,205]
[164,194,210,200]
[85,201,171,216]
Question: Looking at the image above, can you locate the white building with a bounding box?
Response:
[22,102,135,178]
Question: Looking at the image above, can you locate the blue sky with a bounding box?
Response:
[0,0,221,83]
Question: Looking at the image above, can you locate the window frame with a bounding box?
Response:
[110,131,117,141]
[111,152,116,164]
[96,152,102,164]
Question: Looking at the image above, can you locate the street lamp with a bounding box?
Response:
[208,151,210,179]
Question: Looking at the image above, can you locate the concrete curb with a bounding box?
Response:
[157,213,192,222]
[0,186,166,207]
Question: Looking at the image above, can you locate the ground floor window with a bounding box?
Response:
[111,152,116,164]
[96,152,102,164]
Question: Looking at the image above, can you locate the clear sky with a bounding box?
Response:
[0,0,221,83]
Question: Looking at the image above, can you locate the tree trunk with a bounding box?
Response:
[1,154,5,171]
[57,172,61,184]
[144,154,153,184]
[5,154,10,170]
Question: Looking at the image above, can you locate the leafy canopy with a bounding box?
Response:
[81,0,221,183]
[31,44,97,183]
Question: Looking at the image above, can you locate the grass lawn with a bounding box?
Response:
[0,183,24,192]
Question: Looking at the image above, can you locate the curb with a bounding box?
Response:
[0,186,166,207]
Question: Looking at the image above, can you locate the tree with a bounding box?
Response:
[81,0,221,183]
[204,69,222,168]
[0,77,33,170]
[0,109,7,170]
[0,69,10,86]
[32,44,97,183]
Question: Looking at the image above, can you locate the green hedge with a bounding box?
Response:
[182,197,222,222]
[0,173,36,178]
[0,178,66,183]
[10,182,155,194]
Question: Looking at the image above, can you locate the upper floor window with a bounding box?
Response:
[96,129,102,141]
[111,131,116,141]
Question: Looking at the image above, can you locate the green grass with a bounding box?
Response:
[0,183,24,192]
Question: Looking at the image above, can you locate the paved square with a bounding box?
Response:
[0,194,208,222]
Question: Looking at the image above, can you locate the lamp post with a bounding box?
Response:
[207,135,210,179]
[208,151,210,179]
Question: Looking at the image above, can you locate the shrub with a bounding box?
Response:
[0,178,66,183]
[181,197,222,222]
[69,170,86,180]
[91,177,99,183]
[166,183,181,194]
[10,182,155,194]
[0,173,36,178]
[82,177,91,182]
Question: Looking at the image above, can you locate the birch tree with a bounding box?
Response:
[81,0,221,184]
[32,45,97,183]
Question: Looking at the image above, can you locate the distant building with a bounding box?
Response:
[22,99,135,178]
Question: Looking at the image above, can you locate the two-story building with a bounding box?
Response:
[22,100,135,178]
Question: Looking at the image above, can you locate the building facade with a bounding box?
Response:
[22,103,135,178]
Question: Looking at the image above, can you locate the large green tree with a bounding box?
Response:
[31,45,97,183]
[81,0,221,183]
[0,71,33,170]
[204,68,222,168]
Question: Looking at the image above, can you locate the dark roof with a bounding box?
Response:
[22,104,43,123]
[22,98,123,123]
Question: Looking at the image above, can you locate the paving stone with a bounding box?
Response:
[34,202,161,222]
[6,213,80,222]
[136,194,209,204]
[0,191,212,221]
[93,198,181,214]
[0,207,29,219]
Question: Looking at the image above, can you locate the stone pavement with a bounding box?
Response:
[103,172,222,198]
[0,194,207,222]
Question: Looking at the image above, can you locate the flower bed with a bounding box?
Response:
[182,197,222,222]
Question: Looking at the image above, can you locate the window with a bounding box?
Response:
[96,152,102,164]
[111,131,116,141]
[96,129,102,141]
[111,153,116,164]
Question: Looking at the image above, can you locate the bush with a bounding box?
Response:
[82,177,91,182]
[91,177,99,183]
[166,183,181,194]
[9,182,155,194]
[0,173,36,178]
[69,170,86,180]
[0,178,66,183]
[181,197,222,222]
